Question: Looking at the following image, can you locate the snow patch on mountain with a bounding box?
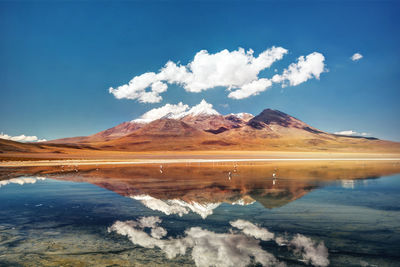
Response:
[230,112,254,119]
[133,102,189,123]
[185,99,220,117]
[132,99,219,123]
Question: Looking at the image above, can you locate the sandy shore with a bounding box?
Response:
[1,157,400,167]
[1,151,400,167]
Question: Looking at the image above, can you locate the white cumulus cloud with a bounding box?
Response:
[110,47,326,103]
[272,52,326,87]
[334,130,370,136]
[0,132,47,142]
[109,47,288,103]
[228,78,272,99]
[351,53,363,61]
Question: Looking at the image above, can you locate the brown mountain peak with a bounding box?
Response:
[130,118,204,137]
[252,109,293,125]
[247,108,308,130]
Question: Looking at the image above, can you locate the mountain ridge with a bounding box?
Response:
[2,107,400,155]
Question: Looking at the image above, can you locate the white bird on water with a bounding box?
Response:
[272,169,277,185]
[233,162,238,172]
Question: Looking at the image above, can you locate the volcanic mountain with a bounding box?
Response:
[2,100,400,156]
[38,101,400,153]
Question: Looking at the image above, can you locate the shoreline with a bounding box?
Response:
[1,157,400,167]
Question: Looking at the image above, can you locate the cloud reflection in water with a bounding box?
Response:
[0,177,46,187]
[108,217,329,267]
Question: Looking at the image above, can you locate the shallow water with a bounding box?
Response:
[0,161,400,266]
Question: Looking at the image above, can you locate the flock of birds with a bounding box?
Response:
[58,162,279,186]
[159,162,278,184]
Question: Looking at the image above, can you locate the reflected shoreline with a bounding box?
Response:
[1,157,400,167]
[2,160,400,212]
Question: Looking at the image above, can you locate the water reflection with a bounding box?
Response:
[108,216,330,267]
[131,194,222,219]
[0,176,46,187]
[2,161,399,212]
[340,179,355,189]
[1,161,400,266]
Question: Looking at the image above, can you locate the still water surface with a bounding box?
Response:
[0,161,399,266]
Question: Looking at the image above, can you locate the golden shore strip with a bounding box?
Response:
[1,157,400,167]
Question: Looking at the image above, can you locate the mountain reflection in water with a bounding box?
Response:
[3,161,400,211]
[1,160,400,266]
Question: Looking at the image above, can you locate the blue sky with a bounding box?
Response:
[1,1,399,141]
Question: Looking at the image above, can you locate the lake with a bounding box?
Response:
[0,161,399,266]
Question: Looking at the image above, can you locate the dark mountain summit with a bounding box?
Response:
[249,109,297,127]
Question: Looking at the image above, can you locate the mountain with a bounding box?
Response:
[47,107,400,153]
[248,109,310,129]
[48,100,252,145]
[182,114,242,133]
[2,107,400,156]
[49,121,144,144]
[95,118,220,151]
